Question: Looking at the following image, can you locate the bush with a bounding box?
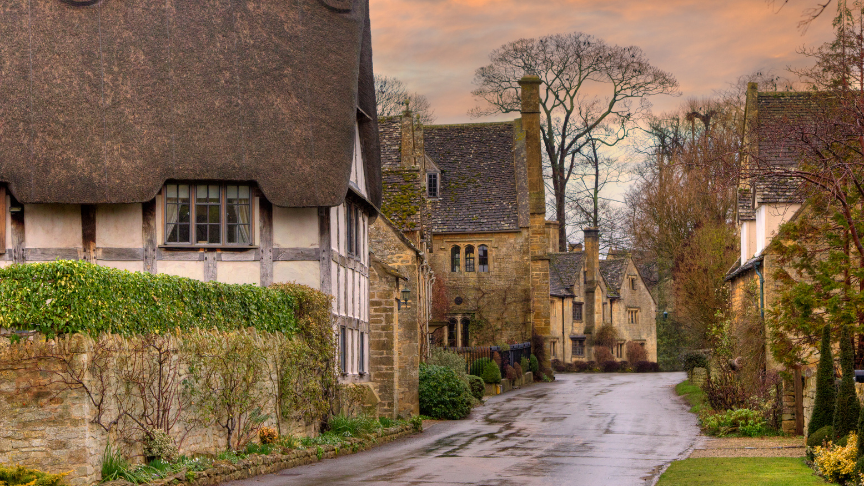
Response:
[259,426,278,445]
[635,361,661,373]
[601,360,620,373]
[0,260,301,336]
[514,362,524,377]
[520,356,530,373]
[813,432,858,484]
[0,465,68,486]
[504,365,518,381]
[481,360,502,384]
[419,364,472,420]
[143,429,178,463]
[328,414,381,437]
[594,325,619,349]
[573,361,590,372]
[428,348,468,381]
[810,325,836,436]
[492,351,502,366]
[467,375,485,400]
[625,342,648,364]
[528,354,540,374]
[551,359,565,372]
[700,409,769,437]
[471,357,493,377]
[835,325,860,440]
[702,371,749,412]
[564,362,576,372]
[594,346,613,363]
[682,351,709,373]
[808,425,834,448]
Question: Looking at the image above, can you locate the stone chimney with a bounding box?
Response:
[583,227,601,335]
[545,221,559,253]
[400,108,418,168]
[519,76,552,367]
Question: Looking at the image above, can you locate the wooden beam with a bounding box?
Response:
[319,207,332,296]
[272,247,320,262]
[0,186,6,254]
[259,198,273,287]
[81,204,96,263]
[142,199,157,274]
[10,195,24,264]
[24,248,80,261]
[220,249,259,261]
[96,248,145,261]
[157,249,205,261]
[204,251,217,282]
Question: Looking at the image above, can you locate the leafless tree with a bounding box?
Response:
[470,32,679,251]
[375,74,436,125]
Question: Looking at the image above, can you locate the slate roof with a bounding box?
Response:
[424,122,522,233]
[0,0,381,208]
[599,259,628,298]
[549,252,584,297]
[737,188,755,221]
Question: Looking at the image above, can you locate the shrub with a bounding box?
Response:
[471,357,493,377]
[0,465,68,486]
[514,362,524,377]
[259,426,278,445]
[143,429,178,463]
[635,361,661,373]
[504,365,518,381]
[467,375,485,400]
[810,325,836,436]
[601,360,620,373]
[586,360,597,371]
[551,359,565,372]
[594,346,613,363]
[481,360,502,384]
[594,324,619,349]
[573,361,590,372]
[808,425,834,448]
[813,432,858,484]
[835,325,861,440]
[419,364,472,420]
[428,348,468,381]
[564,362,576,372]
[520,356,530,373]
[700,408,768,437]
[528,354,539,374]
[625,341,648,364]
[0,260,300,336]
[682,351,709,373]
[702,371,749,412]
[492,351,502,366]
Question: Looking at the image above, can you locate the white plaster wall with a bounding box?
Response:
[96,204,143,248]
[350,125,367,198]
[741,220,757,263]
[273,207,318,248]
[273,261,320,289]
[217,262,260,285]
[159,261,206,281]
[756,204,799,255]
[98,261,144,273]
[25,204,82,249]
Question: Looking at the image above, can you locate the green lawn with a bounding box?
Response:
[657,457,825,486]
[675,379,707,414]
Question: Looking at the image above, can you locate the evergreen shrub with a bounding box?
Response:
[467,375,485,400]
[481,360,502,384]
[470,357,493,377]
[810,324,836,436]
[520,356,530,373]
[419,364,472,420]
[808,425,834,448]
[528,354,539,374]
[428,348,468,381]
[682,351,709,373]
[834,325,860,440]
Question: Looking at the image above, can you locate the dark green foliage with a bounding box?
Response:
[481,360,502,384]
[858,399,864,459]
[467,375,485,400]
[0,260,298,336]
[470,357,493,377]
[809,325,836,436]
[682,351,709,373]
[855,455,864,478]
[807,425,834,447]
[529,354,540,374]
[520,356,530,372]
[834,325,860,440]
[419,364,472,420]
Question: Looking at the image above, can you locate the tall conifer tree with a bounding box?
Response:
[834,325,860,439]
[810,324,836,435]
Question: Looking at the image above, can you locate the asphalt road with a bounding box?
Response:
[227,372,699,486]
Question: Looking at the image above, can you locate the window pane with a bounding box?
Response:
[208,204,220,223]
[451,246,460,272]
[227,185,238,200]
[196,205,207,224]
[196,224,207,244]
[478,245,489,272]
[179,203,190,223]
[465,245,475,272]
[208,225,220,244]
[226,204,238,224]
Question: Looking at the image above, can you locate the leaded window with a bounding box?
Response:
[451,246,460,272]
[478,245,489,272]
[164,183,252,246]
[573,302,583,321]
[427,172,439,198]
[465,245,475,272]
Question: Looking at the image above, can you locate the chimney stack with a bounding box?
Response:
[569,243,583,253]
[583,228,601,334]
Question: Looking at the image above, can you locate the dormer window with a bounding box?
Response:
[427,173,439,198]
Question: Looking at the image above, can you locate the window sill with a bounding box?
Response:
[159,245,259,251]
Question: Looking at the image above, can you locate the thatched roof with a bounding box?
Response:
[0,0,381,207]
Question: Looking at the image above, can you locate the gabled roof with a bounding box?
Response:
[599,259,628,298]
[549,252,584,297]
[0,0,381,208]
[424,122,525,233]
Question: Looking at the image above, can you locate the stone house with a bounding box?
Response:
[549,229,657,364]
[725,83,808,434]
[376,79,551,354]
[0,0,381,384]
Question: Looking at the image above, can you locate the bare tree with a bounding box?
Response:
[470,32,679,251]
[375,74,436,125]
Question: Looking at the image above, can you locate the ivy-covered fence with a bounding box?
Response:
[0,262,355,485]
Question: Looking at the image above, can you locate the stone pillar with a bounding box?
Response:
[583,228,600,335]
[401,110,416,168]
[519,76,552,369]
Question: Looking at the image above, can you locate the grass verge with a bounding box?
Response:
[657,457,823,486]
[675,379,706,414]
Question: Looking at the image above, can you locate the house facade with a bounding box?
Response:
[0,0,381,384]
[549,229,657,364]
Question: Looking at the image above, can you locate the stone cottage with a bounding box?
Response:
[376,79,551,355]
[0,0,381,384]
[549,229,657,364]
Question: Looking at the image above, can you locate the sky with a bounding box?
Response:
[370,0,836,125]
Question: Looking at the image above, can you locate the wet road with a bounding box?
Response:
[228,372,699,486]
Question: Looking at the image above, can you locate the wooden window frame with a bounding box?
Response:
[628,308,640,325]
[573,302,583,321]
[451,246,461,273]
[478,244,489,272]
[162,183,255,248]
[427,172,439,198]
[465,245,475,272]
[571,338,585,357]
[340,326,348,374]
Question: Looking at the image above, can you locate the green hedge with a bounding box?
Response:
[419,364,472,420]
[0,260,299,336]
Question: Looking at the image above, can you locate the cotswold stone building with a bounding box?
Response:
[376,79,551,355]
[0,0,381,384]
[549,230,657,364]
